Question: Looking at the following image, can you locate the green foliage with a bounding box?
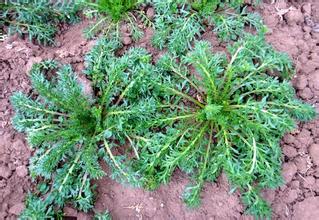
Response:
[151,0,261,55]
[151,0,203,54]
[9,1,317,219]
[189,0,219,12]
[135,34,316,218]
[189,0,244,13]
[0,0,81,45]
[211,9,266,42]
[90,0,138,22]
[82,0,147,41]
[94,210,112,220]
[19,194,55,220]
[12,38,159,218]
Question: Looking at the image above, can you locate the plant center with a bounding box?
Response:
[202,103,224,121]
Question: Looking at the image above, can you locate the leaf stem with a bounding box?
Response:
[87,17,108,35]
[198,124,213,180]
[103,139,128,176]
[59,152,81,192]
[236,132,257,174]
[249,137,257,174]
[21,103,69,117]
[160,85,205,108]
[125,134,139,160]
[156,113,199,123]
[196,62,218,99]
[170,65,204,98]
[221,46,243,98]
[170,123,208,164]
[108,110,133,116]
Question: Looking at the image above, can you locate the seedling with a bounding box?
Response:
[83,0,151,41]
[12,38,158,218]
[89,0,138,22]
[94,210,112,220]
[0,0,80,45]
[136,35,316,218]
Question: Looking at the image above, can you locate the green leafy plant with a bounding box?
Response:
[151,0,262,54]
[12,38,159,218]
[151,0,203,54]
[9,1,316,219]
[19,193,55,219]
[135,34,316,218]
[89,0,138,22]
[211,9,265,41]
[190,0,244,10]
[0,0,81,45]
[189,0,241,13]
[83,0,150,40]
[189,0,218,12]
[94,210,112,220]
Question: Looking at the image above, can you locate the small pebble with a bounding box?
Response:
[8,203,24,215]
[122,36,132,46]
[15,165,28,178]
[0,165,12,179]
[146,7,155,19]
[301,3,312,15]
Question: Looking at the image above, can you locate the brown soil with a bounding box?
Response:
[1,1,319,219]
[260,1,319,219]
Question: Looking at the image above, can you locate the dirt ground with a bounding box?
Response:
[1,1,319,219]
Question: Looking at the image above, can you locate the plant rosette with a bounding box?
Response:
[11,38,159,218]
[135,34,316,218]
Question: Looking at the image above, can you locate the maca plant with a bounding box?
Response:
[0,0,81,45]
[189,0,243,13]
[11,38,158,218]
[136,34,316,218]
[151,0,263,55]
[83,0,150,40]
[89,0,138,21]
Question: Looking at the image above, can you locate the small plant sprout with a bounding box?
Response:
[83,0,151,41]
[136,34,316,218]
[94,210,112,220]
